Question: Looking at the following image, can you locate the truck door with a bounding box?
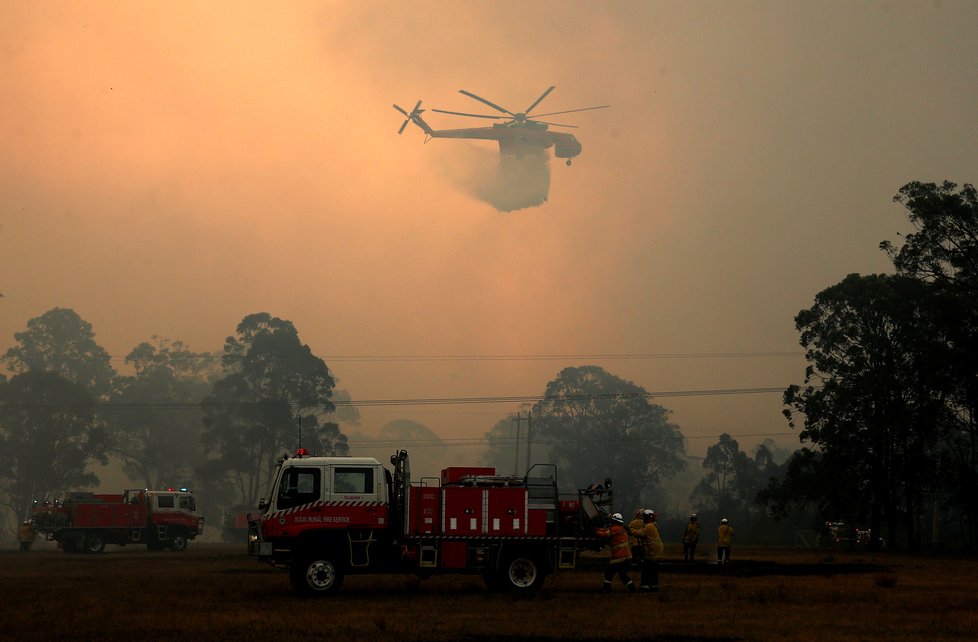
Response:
[329,465,386,528]
[276,466,323,511]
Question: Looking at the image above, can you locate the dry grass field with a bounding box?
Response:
[2,542,975,641]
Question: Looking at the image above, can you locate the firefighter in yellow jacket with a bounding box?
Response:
[595,512,636,592]
[717,517,734,564]
[17,520,37,552]
[628,509,644,566]
[682,513,700,562]
[631,509,664,592]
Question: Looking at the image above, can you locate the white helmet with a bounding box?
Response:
[610,512,624,523]
[721,518,729,523]
[643,509,656,519]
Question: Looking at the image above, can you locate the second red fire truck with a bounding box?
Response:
[33,488,205,553]
[249,449,613,595]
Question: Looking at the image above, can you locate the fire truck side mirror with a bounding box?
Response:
[258,498,269,511]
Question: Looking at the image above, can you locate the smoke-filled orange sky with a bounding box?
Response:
[2,1,977,462]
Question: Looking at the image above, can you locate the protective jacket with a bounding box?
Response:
[631,522,664,559]
[627,517,644,548]
[17,522,35,543]
[682,521,700,544]
[596,523,632,563]
[718,524,734,546]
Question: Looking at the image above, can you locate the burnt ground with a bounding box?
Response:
[576,556,886,577]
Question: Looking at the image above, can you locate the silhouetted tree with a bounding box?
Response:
[0,372,108,522]
[882,180,978,549]
[2,307,116,399]
[106,338,215,489]
[531,366,686,513]
[784,273,947,550]
[201,313,342,510]
[690,435,784,542]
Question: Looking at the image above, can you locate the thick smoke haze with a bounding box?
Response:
[2,1,978,477]
[437,145,551,212]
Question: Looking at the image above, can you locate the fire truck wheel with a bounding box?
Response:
[501,556,543,592]
[167,534,188,552]
[290,557,345,596]
[84,532,106,554]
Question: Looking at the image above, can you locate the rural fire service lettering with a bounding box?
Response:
[295,516,351,524]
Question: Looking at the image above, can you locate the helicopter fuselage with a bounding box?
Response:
[423,122,582,159]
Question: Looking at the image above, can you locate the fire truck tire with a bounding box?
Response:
[290,556,345,596]
[498,555,544,592]
[84,532,106,554]
[167,533,188,552]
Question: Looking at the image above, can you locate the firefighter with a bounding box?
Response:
[631,509,664,592]
[17,520,37,552]
[628,509,644,566]
[717,517,734,564]
[682,513,700,562]
[595,512,636,592]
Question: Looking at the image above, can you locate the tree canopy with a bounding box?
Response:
[2,307,115,399]
[201,313,342,510]
[0,371,108,521]
[106,338,215,489]
[780,181,978,550]
[530,366,686,513]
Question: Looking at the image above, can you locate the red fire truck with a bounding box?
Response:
[33,488,204,553]
[248,449,613,595]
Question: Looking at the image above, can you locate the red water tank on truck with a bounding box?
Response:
[248,448,614,595]
[32,488,204,553]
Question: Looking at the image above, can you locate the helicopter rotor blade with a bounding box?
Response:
[532,104,611,118]
[393,103,409,117]
[398,119,410,134]
[523,86,556,115]
[534,120,578,129]
[431,108,506,120]
[458,90,514,116]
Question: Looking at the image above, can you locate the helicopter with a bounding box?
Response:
[393,86,609,166]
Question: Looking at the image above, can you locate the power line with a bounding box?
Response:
[321,352,804,363]
[102,351,803,364]
[3,386,788,411]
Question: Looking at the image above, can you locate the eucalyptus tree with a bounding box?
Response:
[784,273,947,549]
[201,313,342,509]
[882,180,978,548]
[0,371,108,522]
[107,338,215,489]
[2,307,115,399]
[530,366,686,513]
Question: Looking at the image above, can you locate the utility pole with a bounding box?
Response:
[296,411,303,450]
[512,413,522,475]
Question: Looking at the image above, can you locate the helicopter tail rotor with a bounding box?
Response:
[394,100,424,134]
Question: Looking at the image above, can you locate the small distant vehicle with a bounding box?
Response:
[823,521,885,549]
[394,86,609,166]
[33,488,204,553]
